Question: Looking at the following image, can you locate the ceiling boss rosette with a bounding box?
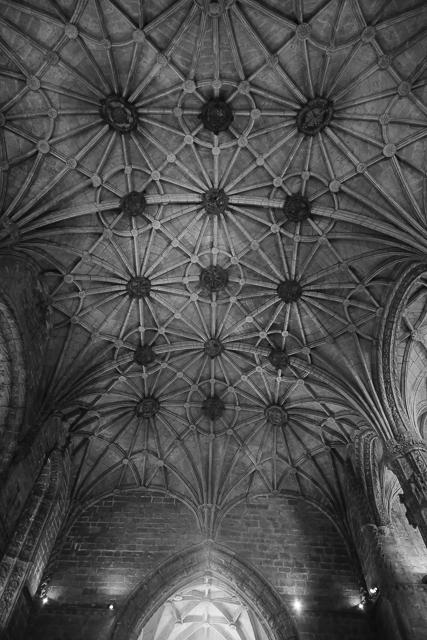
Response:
[1,0,427,532]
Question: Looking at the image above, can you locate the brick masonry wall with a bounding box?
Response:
[47,492,203,605]
[216,494,378,640]
[27,492,381,640]
[25,491,202,640]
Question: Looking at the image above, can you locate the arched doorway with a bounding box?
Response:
[107,541,298,640]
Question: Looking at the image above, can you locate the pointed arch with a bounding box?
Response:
[107,540,299,640]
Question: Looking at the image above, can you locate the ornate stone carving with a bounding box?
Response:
[284,193,311,222]
[379,264,427,435]
[134,345,156,366]
[121,191,147,217]
[0,453,63,630]
[200,266,228,292]
[0,563,11,589]
[296,97,334,136]
[399,494,418,529]
[127,276,151,298]
[202,188,229,215]
[0,564,24,622]
[354,430,391,528]
[136,397,159,418]
[204,338,224,358]
[99,94,138,133]
[199,100,233,134]
[277,279,302,303]
[202,396,225,420]
[268,348,289,370]
[265,404,288,427]
[386,433,427,460]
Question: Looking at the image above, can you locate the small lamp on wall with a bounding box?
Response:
[293,599,302,613]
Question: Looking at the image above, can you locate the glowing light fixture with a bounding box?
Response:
[293,599,302,612]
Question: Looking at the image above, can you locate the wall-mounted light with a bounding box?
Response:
[109,603,114,610]
[293,599,302,613]
[42,597,48,605]
[358,602,364,610]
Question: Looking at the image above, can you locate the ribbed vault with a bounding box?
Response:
[1,0,427,536]
[138,582,270,640]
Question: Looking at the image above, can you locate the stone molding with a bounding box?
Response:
[107,540,299,640]
[0,450,69,632]
[0,296,26,479]
[377,263,427,542]
[378,262,427,436]
[353,429,391,527]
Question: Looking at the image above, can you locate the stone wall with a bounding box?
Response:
[345,464,427,640]
[217,494,378,640]
[25,491,380,640]
[25,491,203,640]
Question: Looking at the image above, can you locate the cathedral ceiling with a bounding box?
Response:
[139,582,269,640]
[1,0,427,535]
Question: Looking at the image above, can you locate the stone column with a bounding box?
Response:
[0,450,66,634]
[378,263,427,547]
[346,463,427,640]
[385,434,427,546]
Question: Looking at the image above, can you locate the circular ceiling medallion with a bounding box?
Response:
[203,188,229,215]
[199,100,234,134]
[284,193,311,221]
[136,396,159,418]
[121,191,147,217]
[208,1,221,15]
[269,348,289,370]
[200,265,229,292]
[99,94,138,133]
[296,97,334,136]
[134,344,156,366]
[265,404,288,426]
[204,338,224,358]
[127,276,151,298]
[202,395,225,420]
[277,279,302,303]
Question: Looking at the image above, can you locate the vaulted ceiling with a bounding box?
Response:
[1,0,427,536]
[138,582,269,640]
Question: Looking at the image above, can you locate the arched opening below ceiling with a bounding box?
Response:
[137,580,270,640]
[107,541,298,640]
